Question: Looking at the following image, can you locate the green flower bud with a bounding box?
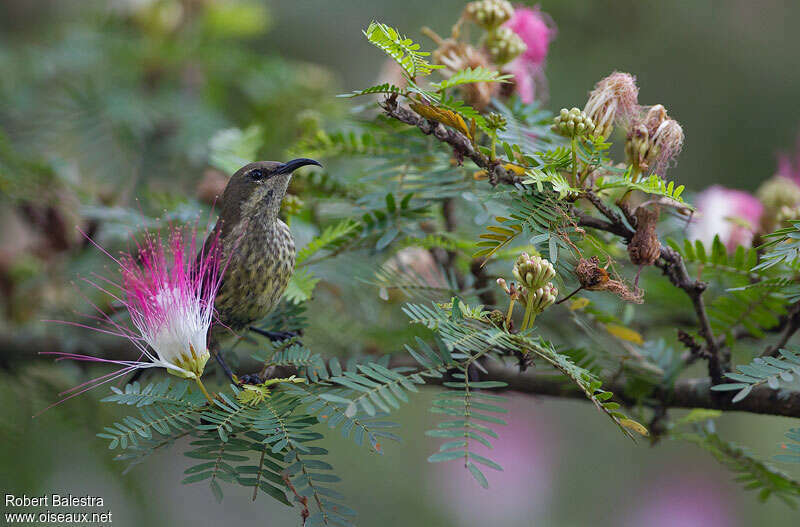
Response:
[485,27,526,65]
[465,0,514,30]
[757,175,800,232]
[486,112,508,132]
[551,107,595,138]
[512,252,556,291]
[487,309,507,328]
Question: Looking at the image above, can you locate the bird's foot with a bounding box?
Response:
[249,327,302,343]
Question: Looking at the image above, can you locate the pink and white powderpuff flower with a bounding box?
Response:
[43,223,226,405]
[689,186,764,252]
[503,5,555,103]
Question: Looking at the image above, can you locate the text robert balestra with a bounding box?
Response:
[5,494,105,507]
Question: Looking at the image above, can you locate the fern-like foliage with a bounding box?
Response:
[430,67,511,92]
[403,300,648,440]
[369,259,462,301]
[425,372,509,488]
[101,379,206,407]
[595,170,689,205]
[666,236,760,282]
[98,403,202,450]
[754,220,800,271]
[474,190,568,261]
[284,268,321,304]
[339,83,406,98]
[707,283,787,343]
[297,219,362,267]
[711,348,800,402]
[363,21,441,78]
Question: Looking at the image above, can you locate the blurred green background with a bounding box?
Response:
[2,1,800,526]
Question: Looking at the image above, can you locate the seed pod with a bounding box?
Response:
[628,206,661,267]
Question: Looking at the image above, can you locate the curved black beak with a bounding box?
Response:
[275,158,322,175]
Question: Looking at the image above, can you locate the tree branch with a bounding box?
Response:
[386,355,800,419]
[577,190,726,383]
[380,95,521,186]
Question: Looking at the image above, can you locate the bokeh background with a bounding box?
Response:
[2,1,800,526]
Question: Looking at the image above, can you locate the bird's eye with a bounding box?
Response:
[248,168,267,181]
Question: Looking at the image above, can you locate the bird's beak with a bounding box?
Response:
[274,158,322,175]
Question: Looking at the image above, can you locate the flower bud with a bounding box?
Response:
[625,105,683,174]
[757,175,800,232]
[465,0,515,30]
[551,107,595,138]
[512,252,555,290]
[486,112,508,132]
[486,26,527,65]
[583,72,639,139]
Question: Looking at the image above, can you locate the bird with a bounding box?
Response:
[202,158,321,384]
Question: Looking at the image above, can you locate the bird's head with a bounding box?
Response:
[218,158,321,225]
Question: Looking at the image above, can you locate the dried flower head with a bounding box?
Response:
[575,256,643,303]
[583,71,639,139]
[433,39,498,110]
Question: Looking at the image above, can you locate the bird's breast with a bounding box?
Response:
[215,220,296,330]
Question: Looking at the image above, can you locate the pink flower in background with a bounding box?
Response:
[431,395,556,525]
[689,186,763,252]
[625,473,737,527]
[43,224,225,407]
[777,132,800,184]
[504,6,555,103]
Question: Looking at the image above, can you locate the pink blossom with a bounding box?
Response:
[689,186,763,252]
[504,6,554,67]
[777,132,800,184]
[624,473,737,527]
[504,6,555,103]
[43,223,226,407]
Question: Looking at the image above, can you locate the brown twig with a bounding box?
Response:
[380,95,521,186]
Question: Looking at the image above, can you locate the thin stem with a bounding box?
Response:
[194,377,214,404]
[505,297,516,328]
[570,137,578,186]
[521,298,536,331]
